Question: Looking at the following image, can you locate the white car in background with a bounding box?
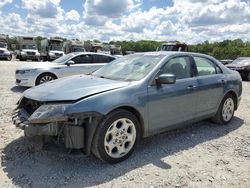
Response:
[15,52,116,87]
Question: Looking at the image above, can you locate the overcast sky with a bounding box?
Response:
[0,0,249,44]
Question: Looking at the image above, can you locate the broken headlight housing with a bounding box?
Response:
[29,104,71,124]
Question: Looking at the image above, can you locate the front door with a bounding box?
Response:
[147,55,198,133]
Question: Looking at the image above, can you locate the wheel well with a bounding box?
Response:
[35,72,58,85]
[111,106,145,138]
[227,91,238,110]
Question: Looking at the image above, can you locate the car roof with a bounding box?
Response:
[70,52,115,57]
[133,51,213,58]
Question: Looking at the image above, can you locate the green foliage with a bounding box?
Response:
[189,39,250,59]
[112,39,250,59]
[111,40,165,54]
[35,36,45,51]
[7,36,17,50]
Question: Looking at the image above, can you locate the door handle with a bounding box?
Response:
[85,66,92,69]
[187,85,197,89]
[219,79,227,84]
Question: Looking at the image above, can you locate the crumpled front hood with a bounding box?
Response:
[16,62,61,70]
[24,75,130,101]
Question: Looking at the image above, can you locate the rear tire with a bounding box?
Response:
[211,93,235,125]
[20,57,26,61]
[92,109,141,163]
[246,72,250,81]
[35,73,57,85]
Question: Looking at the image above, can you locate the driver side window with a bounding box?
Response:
[161,56,192,79]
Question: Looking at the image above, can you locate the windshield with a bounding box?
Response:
[73,47,85,52]
[51,46,62,51]
[0,42,7,48]
[161,45,177,51]
[22,44,36,50]
[51,53,74,64]
[232,58,250,65]
[93,54,165,81]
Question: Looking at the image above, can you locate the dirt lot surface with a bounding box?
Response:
[0,61,249,188]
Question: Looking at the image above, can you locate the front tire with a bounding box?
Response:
[35,73,57,85]
[92,109,141,163]
[212,93,235,125]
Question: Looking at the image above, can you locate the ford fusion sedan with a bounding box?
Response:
[12,52,242,163]
[226,57,250,81]
[15,52,116,87]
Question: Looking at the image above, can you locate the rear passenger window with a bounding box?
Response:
[92,55,114,63]
[72,55,91,64]
[194,57,217,76]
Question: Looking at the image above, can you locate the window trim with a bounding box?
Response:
[192,55,222,77]
[150,55,195,85]
[91,54,114,64]
[71,54,92,64]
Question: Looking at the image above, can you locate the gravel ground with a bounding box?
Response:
[0,61,249,188]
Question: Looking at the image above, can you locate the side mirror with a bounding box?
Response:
[66,60,75,66]
[156,74,176,85]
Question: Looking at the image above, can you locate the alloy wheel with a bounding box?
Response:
[222,98,234,122]
[39,75,55,84]
[104,118,136,158]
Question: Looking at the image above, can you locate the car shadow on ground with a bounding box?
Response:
[10,86,29,93]
[2,117,244,187]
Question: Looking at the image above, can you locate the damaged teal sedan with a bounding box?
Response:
[12,52,242,163]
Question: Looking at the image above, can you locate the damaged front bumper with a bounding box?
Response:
[12,108,59,136]
[12,99,103,154]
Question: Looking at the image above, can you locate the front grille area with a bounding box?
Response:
[19,97,42,115]
[27,52,36,56]
[0,50,4,54]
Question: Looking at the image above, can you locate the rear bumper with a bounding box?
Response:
[231,70,249,79]
[21,54,40,60]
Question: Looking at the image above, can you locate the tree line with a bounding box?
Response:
[111,39,250,60]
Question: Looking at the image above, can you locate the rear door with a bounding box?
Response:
[61,54,93,76]
[91,54,115,72]
[192,56,225,117]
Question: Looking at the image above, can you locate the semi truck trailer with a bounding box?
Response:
[40,38,64,61]
[63,40,85,54]
[16,36,40,61]
[0,34,12,61]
